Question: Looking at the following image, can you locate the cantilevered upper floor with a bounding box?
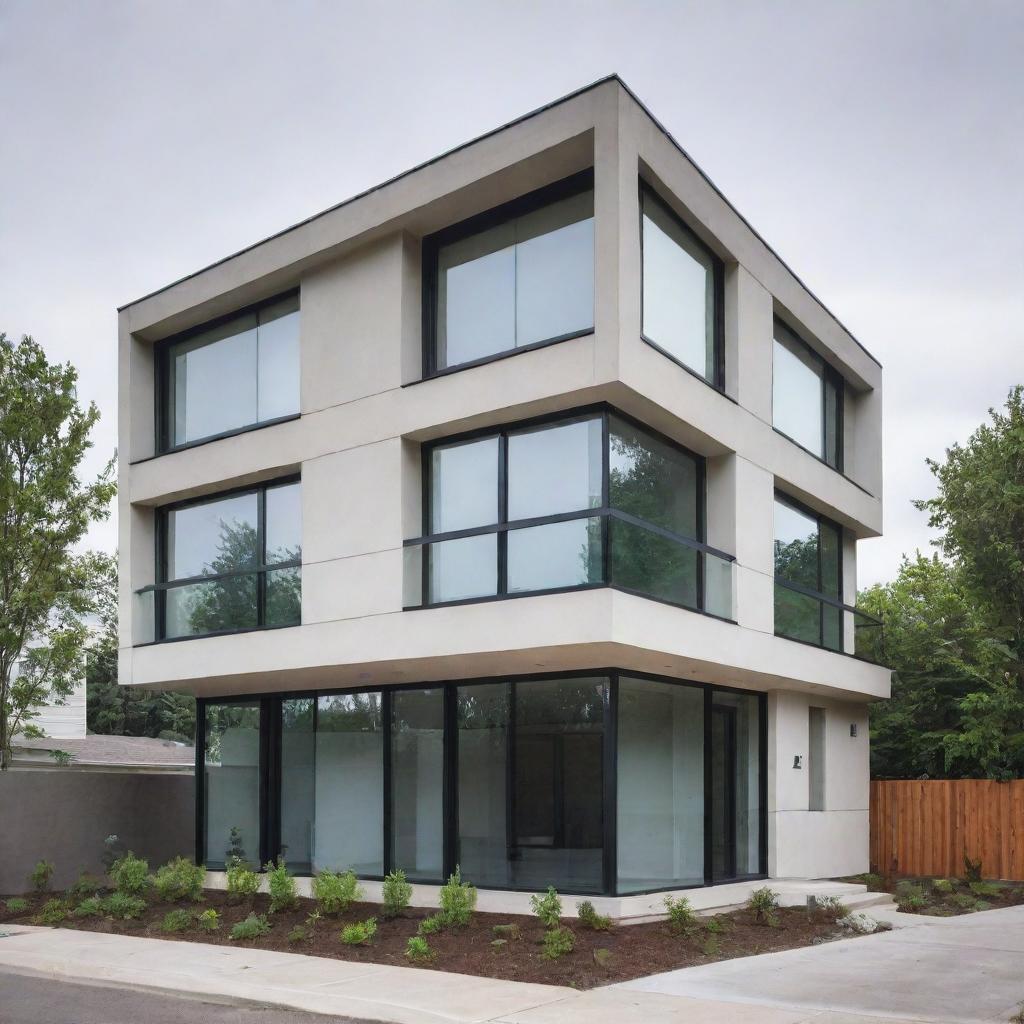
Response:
[117,76,888,703]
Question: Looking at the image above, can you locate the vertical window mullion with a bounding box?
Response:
[702,686,713,885]
[195,698,206,866]
[497,434,508,595]
[382,688,393,876]
[601,412,610,584]
[604,673,618,895]
[256,487,267,628]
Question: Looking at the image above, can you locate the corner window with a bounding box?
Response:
[772,320,843,470]
[773,494,842,651]
[641,185,723,387]
[425,173,594,375]
[160,292,299,451]
[156,478,301,640]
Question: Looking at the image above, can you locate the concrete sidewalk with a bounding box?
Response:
[0,919,980,1024]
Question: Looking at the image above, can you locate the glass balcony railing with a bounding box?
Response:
[774,580,885,663]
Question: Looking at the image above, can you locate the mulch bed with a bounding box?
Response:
[838,874,1024,918]
[0,889,853,989]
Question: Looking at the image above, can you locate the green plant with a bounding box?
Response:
[312,869,360,915]
[964,854,983,883]
[197,909,220,932]
[152,857,205,903]
[593,947,613,969]
[418,913,445,936]
[439,866,476,926]
[576,899,612,931]
[5,897,29,913]
[813,895,850,918]
[540,926,575,960]
[405,935,433,962]
[382,869,412,918]
[340,917,377,946]
[109,853,150,895]
[264,857,298,913]
[952,892,978,911]
[747,887,780,925]
[895,881,928,912]
[230,913,271,941]
[530,886,562,928]
[72,896,103,918]
[664,894,698,934]
[102,892,147,919]
[704,916,726,934]
[492,922,521,941]
[30,860,54,893]
[969,880,1000,898]
[36,897,68,925]
[68,873,102,899]
[160,908,193,933]
[287,910,322,944]
[225,826,247,869]
[226,863,260,902]
[702,935,721,957]
[858,872,885,890]
[102,835,126,874]
[932,878,954,893]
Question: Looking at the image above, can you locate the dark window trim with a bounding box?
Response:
[196,667,767,895]
[639,181,726,392]
[421,170,595,380]
[154,288,300,456]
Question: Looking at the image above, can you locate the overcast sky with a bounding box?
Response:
[1,0,1021,587]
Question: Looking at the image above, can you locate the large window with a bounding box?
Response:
[425,173,594,375]
[159,292,300,451]
[408,408,734,617]
[641,185,723,387]
[773,494,843,651]
[773,320,843,469]
[155,478,301,641]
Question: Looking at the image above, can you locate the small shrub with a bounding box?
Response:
[576,900,612,931]
[102,892,147,919]
[102,834,126,874]
[418,913,445,936]
[226,863,260,902]
[152,857,205,903]
[439,866,476,926]
[895,881,928,912]
[530,886,562,928]
[230,913,271,941]
[593,947,613,969]
[382,869,412,918]
[69,873,102,899]
[704,916,726,934]
[288,910,322,944]
[492,922,521,941]
[952,892,978,911]
[265,857,298,913]
[858,872,885,890]
[30,860,54,893]
[197,909,220,932]
[702,935,721,957]
[747,887,780,926]
[812,895,850,918]
[963,854,983,884]
[312,869,360,915]
[5,897,29,913]
[225,826,247,869]
[340,917,377,946]
[36,898,68,925]
[109,853,150,895]
[932,878,954,894]
[160,909,193,933]
[540,926,575,960]
[969,880,1000,898]
[72,896,103,918]
[405,935,433,962]
[664,894,698,934]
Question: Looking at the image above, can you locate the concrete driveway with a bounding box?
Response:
[617,904,1024,1024]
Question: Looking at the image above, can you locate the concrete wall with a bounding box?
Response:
[0,768,194,894]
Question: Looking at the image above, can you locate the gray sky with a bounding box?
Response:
[2,0,1021,587]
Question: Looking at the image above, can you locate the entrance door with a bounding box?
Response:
[710,705,737,881]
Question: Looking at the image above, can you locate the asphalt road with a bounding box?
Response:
[0,969,374,1024]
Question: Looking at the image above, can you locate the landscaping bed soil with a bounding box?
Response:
[0,889,854,989]
[839,874,1024,917]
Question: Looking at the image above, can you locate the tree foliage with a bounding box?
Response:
[0,334,116,767]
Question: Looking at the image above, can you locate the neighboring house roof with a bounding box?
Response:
[13,735,195,770]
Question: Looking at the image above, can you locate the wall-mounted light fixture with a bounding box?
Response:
[792,755,803,769]
[850,724,858,737]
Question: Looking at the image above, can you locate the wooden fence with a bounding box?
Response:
[870,779,1024,880]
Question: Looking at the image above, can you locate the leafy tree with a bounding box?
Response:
[0,334,116,768]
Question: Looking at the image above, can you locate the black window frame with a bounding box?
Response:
[405,403,736,620]
[195,668,768,896]
[421,170,596,380]
[154,289,301,456]
[772,318,845,472]
[639,181,726,392]
[145,474,302,644]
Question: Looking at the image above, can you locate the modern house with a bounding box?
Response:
[117,77,889,905]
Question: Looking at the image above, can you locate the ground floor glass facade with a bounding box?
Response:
[198,671,766,895]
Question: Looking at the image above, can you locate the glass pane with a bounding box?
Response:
[266,566,301,627]
[774,584,821,645]
[773,326,824,457]
[610,518,699,608]
[773,498,819,590]
[618,679,704,893]
[704,552,734,620]
[437,223,516,368]
[280,698,314,872]
[134,587,155,645]
[824,374,841,469]
[428,534,496,603]
[170,314,258,446]
[165,576,257,638]
[822,602,842,652]
[515,191,594,346]
[711,690,762,879]
[507,418,602,520]
[457,683,509,888]
[431,437,499,533]
[642,195,715,381]
[820,520,841,598]
[506,518,602,594]
[204,702,260,867]
[256,296,300,423]
[391,688,444,881]
[609,417,699,538]
[168,492,258,580]
[315,693,383,875]
[265,481,302,565]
